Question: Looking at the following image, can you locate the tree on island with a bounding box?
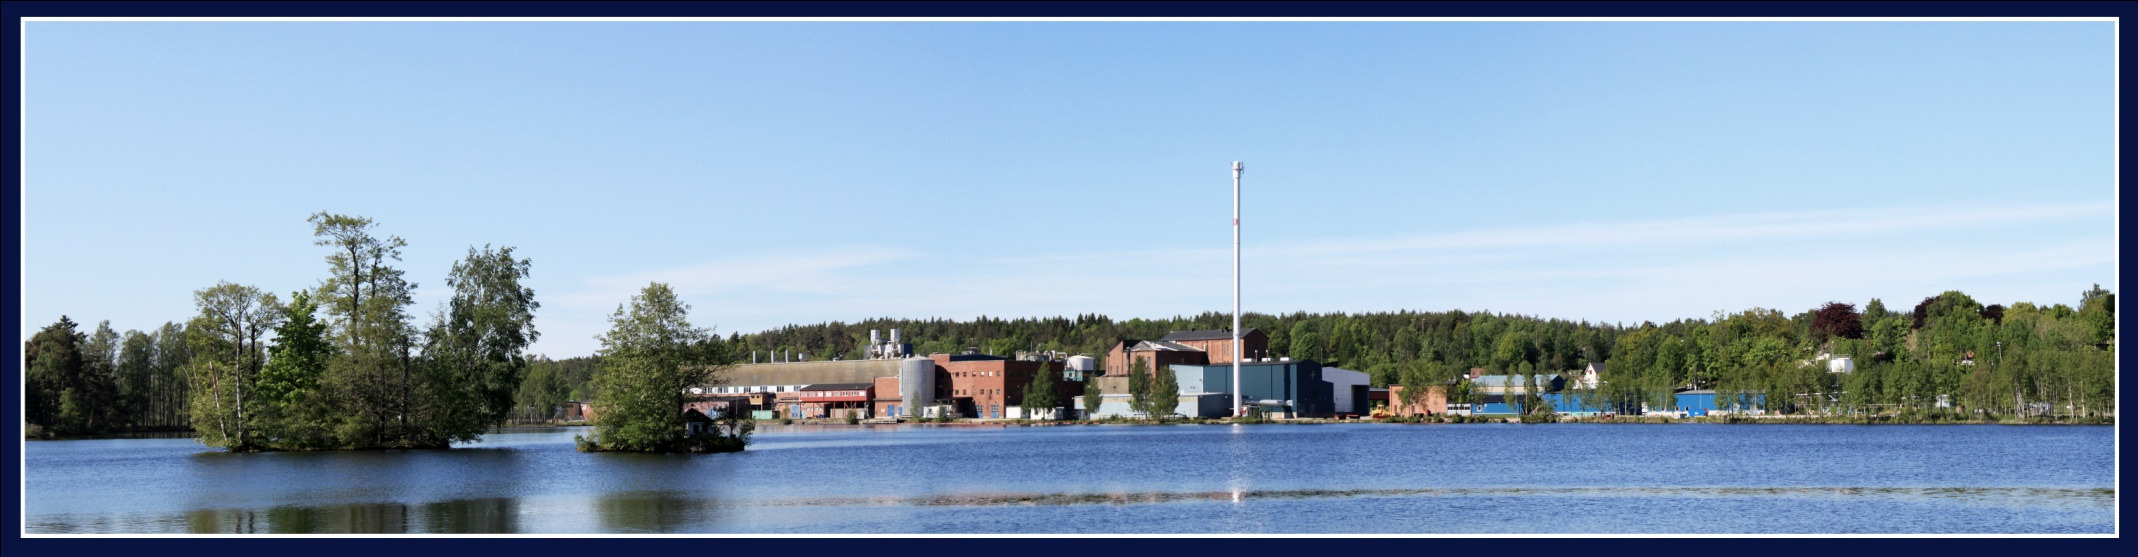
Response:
[252,290,336,449]
[578,282,750,453]
[185,282,284,451]
[174,214,547,451]
[418,245,541,446]
[309,212,420,447]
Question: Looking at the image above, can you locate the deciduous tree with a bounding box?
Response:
[581,282,744,453]
[185,282,283,451]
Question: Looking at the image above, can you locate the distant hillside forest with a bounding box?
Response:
[32,283,2119,435]
[714,285,2115,418]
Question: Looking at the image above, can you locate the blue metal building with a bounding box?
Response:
[1117,360,1334,418]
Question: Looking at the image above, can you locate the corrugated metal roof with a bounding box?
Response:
[801,383,875,391]
[1132,340,1203,352]
[709,360,904,388]
[1469,375,1563,388]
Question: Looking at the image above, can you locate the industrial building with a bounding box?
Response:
[935,352,1072,419]
[798,383,874,419]
[1321,367,1372,416]
[1076,359,1335,419]
[694,328,1096,420]
[1384,384,1449,417]
[1103,329,1269,376]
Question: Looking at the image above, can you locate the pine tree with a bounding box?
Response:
[257,290,336,448]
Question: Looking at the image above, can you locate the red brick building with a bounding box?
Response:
[1103,329,1269,376]
[933,352,1072,419]
[1386,384,1449,417]
[872,376,904,418]
[799,383,874,419]
[1160,328,1270,364]
[682,394,751,418]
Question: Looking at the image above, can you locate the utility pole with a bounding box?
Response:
[1232,161,1244,418]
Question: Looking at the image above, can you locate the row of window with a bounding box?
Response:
[955,388,1003,396]
[711,385,801,394]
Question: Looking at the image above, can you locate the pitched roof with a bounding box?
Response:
[1469,375,1564,388]
[1132,340,1203,352]
[713,359,903,388]
[1159,328,1260,342]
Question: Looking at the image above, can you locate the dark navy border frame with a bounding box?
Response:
[2,0,2127,554]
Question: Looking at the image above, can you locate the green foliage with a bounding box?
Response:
[515,356,598,422]
[419,245,541,445]
[1021,361,1060,420]
[253,291,337,448]
[185,282,284,451]
[25,214,556,451]
[25,317,85,435]
[579,282,746,453]
[1150,364,1180,421]
[1081,378,1103,420]
[1126,356,1154,419]
[310,212,422,448]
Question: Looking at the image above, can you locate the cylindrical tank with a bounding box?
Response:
[899,357,935,417]
[890,328,902,344]
[1067,355,1097,372]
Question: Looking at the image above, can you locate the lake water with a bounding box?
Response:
[22,423,2116,534]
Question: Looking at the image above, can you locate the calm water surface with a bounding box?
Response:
[23,423,2115,534]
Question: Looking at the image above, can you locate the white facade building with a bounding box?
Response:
[1321,367,1371,415]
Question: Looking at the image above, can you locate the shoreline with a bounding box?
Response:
[27,415,2113,441]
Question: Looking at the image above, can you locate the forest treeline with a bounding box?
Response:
[721,285,2116,419]
[30,229,2117,435]
[25,213,541,449]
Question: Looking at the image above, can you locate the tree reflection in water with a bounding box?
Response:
[182,498,519,533]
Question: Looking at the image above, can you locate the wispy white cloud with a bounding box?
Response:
[528,202,2113,356]
[1255,201,2110,257]
[551,247,921,311]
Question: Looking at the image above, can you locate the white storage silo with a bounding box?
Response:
[899,356,935,417]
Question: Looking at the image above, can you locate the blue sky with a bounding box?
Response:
[21,20,2117,357]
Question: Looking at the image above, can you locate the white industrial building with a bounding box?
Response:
[1320,367,1371,415]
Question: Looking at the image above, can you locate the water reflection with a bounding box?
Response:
[26,425,2117,534]
[179,498,521,533]
[422,498,520,533]
[739,486,2116,509]
[595,491,723,533]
